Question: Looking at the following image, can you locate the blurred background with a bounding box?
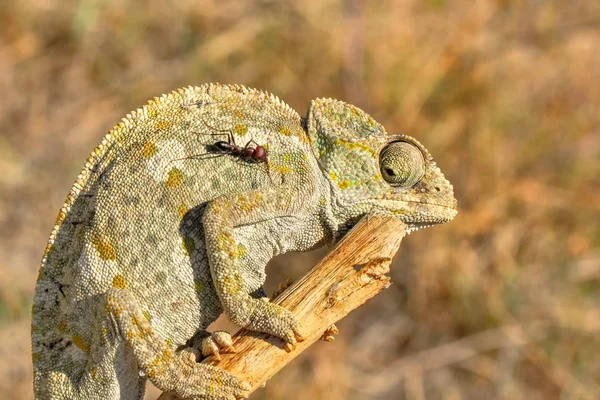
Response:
[1,0,599,398]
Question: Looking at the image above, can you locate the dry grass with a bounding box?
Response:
[0,0,598,398]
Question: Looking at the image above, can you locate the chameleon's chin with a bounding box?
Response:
[426,203,458,224]
[434,204,458,223]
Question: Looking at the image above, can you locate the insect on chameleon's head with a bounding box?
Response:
[306,98,457,230]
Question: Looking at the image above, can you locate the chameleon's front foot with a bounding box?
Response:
[232,297,305,352]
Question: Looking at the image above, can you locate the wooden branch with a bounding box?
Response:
[158,215,406,399]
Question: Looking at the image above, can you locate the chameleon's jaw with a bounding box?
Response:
[395,201,458,228]
[405,204,458,232]
[364,197,457,228]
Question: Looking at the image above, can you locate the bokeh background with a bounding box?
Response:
[1,0,599,398]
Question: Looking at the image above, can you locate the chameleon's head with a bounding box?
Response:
[307,99,457,232]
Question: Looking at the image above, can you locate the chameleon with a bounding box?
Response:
[31,83,457,400]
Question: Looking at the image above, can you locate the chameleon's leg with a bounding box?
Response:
[105,288,250,400]
[203,185,316,350]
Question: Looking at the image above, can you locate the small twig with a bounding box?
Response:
[158,214,406,399]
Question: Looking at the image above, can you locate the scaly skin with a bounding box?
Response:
[31,84,457,399]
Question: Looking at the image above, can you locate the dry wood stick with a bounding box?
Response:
[158,214,406,399]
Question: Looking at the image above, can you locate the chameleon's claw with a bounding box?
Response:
[294,328,306,343]
[226,344,237,353]
[202,338,221,360]
[282,327,304,352]
[320,324,339,342]
[284,342,296,353]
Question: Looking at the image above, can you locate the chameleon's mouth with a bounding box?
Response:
[405,216,454,234]
[406,224,432,235]
[400,202,458,230]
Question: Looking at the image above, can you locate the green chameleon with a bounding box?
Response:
[31,84,457,400]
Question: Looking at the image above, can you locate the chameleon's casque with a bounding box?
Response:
[31,84,457,400]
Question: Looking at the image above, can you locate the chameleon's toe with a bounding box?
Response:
[320,324,339,342]
[281,326,305,352]
[201,331,236,360]
[293,325,306,342]
[212,331,236,352]
[244,299,305,351]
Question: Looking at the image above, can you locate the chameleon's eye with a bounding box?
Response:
[379,141,425,188]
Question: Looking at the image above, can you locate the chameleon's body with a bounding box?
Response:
[31,84,457,400]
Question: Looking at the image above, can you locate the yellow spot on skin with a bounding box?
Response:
[237,193,263,212]
[216,233,244,259]
[273,303,283,315]
[222,272,243,293]
[146,348,174,380]
[234,124,248,136]
[209,201,225,215]
[217,232,236,250]
[277,165,292,175]
[182,237,196,256]
[350,106,362,117]
[177,204,188,219]
[278,126,293,136]
[72,335,90,352]
[106,301,123,318]
[333,138,377,156]
[165,338,173,348]
[148,108,159,118]
[166,167,184,188]
[57,322,67,332]
[93,235,118,260]
[142,311,151,321]
[131,316,151,338]
[157,120,171,130]
[142,141,159,158]
[237,245,247,258]
[338,180,352,190]
[329,172,338,181]
[112,274,127,289]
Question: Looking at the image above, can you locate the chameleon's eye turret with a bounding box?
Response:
[379,141,425,188]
